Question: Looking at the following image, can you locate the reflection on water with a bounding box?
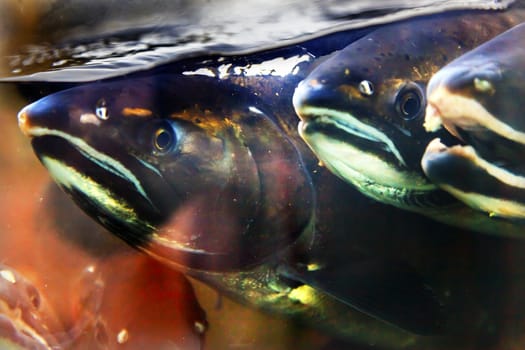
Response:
[2,1,525,350]
[0,0,514,81]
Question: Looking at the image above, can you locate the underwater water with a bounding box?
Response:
[2,0,525,349]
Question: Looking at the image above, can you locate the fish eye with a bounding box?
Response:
[153,121,177,154]
[394,83,425,121]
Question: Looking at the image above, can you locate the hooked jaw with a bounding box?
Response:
[17,94,164,246]
[424,63,506,139]
[18,102,52,138]
[294,78,407,167]
[423,66,525,219]
[422,138,525,220]
[293,77,441,211]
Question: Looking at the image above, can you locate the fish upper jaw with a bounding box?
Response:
[17,108,31,137]
[426,85,525,147]
[18,103,46,138]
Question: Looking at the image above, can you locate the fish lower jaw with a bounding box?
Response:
[297,106,407,167]
[442,185,525,220]
[301,132,436,211]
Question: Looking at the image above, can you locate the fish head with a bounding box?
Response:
[19,75,314,271]
[422,23,525,219]
[425,55,525,163]
[293,30,447,210]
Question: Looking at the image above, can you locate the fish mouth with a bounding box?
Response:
[292,80,407,168]
[297,105,407,167]
[422,87,525,219]
[422,138,525,219]
[30,133,158,242]
[424,85,525,169]
[27,127,153,203]
[425,86,525,146]
[296,105,443,210]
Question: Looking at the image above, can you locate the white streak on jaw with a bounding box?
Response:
[423,139,525,219]
[425,139,525,190]
[298,106,407,167]
[299,124,436,211]
[442,185,525,220]
[40,156,151,228]
[24,126,152,204]
[427,86,525,146]
[131,155,162,177]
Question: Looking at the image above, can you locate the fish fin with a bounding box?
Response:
[280,259,443,335]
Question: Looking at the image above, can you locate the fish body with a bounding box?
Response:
[292,7,525,230]
[423,23,525,220]
[16,27,525,347]
[19,75,316,272]
[17,71,513,348]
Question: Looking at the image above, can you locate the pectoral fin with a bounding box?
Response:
[280,259,443,335]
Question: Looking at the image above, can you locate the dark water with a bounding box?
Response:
[1,1,525,349]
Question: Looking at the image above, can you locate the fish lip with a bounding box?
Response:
[297,104,407,167]
[31,134,161,226]
[422,137,525,219]
[299,113,384,153]
[425,85,525,168]
[29,129,157,208]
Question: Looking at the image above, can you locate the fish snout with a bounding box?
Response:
[293,79,344,122]
[17,107,31,137]
[17,97,69,137]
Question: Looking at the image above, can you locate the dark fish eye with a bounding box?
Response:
[394,83,425,121]
[153,121,177,153]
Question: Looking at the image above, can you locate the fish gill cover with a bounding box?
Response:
[0,0,515,82]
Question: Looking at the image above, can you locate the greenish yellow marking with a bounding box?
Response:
[25,126,152,204]
[288,285,318,305]
[307,263,322,271]
[41,156,150,228]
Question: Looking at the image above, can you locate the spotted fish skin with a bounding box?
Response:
[423,23,525,220]
[293,8,525,216]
